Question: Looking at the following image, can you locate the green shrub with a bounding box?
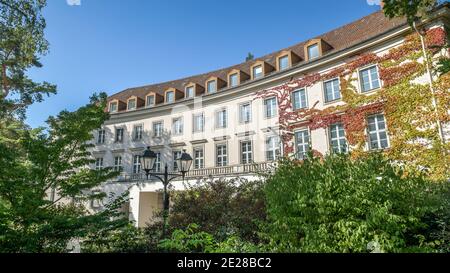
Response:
[81,224,153,253]
[263,152,449,253]
[158,224,215,253]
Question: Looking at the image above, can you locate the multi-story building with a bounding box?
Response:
[91,5,450,227]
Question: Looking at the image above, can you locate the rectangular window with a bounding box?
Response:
[295,129,310,159]
[360,66,380,92]
[216,144,228,167]
[166,91,175,103]
[207,80,216,93]
[241,141,253,164]
[193,113,204,132]
[229,73,238,87]
[367,114,389,150]
[133,155,141,174]
[95,158,103,170]
[109,102,118,113]
[173,150,181,171]
[172,117,183,135]
[114,156,123,172]
[97,129,105,144]
[153,121,164,137]
[115,128,124,143]
[279,55,289,70]
[186,86,194,98]
[193,147,204,169]
[239,102,252,123]
[216,109,227,129]
[133,124,143,141]
[127,99,136,110]
[266,136,281,161]
[292,89,308,110]
[324,78,341,102]
[329,123,347,153]
[146,95,155,107]
[154,152,161,172]
[253,65,263,79]
[307,44,319,60]
[264,97,277,118]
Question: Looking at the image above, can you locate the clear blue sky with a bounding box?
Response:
[26,0,382,128]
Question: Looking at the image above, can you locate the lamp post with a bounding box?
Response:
[140,146,193,238]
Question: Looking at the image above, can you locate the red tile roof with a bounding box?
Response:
[108,10,406,104]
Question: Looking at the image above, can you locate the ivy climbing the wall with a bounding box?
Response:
[255,27,449,181]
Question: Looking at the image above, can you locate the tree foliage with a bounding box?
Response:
[263,153,449,253]
[382,0,438,27]
[0,92,128,252]
[0,0,56,119]
[147,178,266,244]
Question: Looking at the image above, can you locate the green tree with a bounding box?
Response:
[0,0,56,119]
[245,52,254,61]
[382,0,438,26]
[147,178,266,244]
[263,153,449,253]
[0,92,128,253]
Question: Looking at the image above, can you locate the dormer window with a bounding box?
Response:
[127,98,136,110]
[253,65,263,79]
[307,44,319,60]
[207,80,217,93]
[146,95,155,107]
[109,102,118,113]
[229,73,238,87]
[186,86,194,98]
[166,91,175,103]
[278,55,289,70]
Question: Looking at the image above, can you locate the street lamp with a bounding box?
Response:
[140,146,193,237]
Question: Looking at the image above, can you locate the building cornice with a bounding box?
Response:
[105,23,416,125]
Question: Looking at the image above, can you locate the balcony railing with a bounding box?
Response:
[113,162,275,182]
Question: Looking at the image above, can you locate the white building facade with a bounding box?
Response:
[89,6,450,227]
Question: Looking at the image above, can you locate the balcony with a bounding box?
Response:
[113,162,275,182]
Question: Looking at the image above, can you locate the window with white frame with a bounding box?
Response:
[95,157,103,170]
[307,44,319,60]
[114,156,123,172]
[133,124,143,140]
[216,144,228,167]
[278,55,289,70]
[239,102,252,123]
[97,129,105,144]
[193,147,204,169]
[133,155,141,174]
[266,136,281,161]
[229,73,238,87]
[153,121,164,137]
[173,150,182,171]
[146,95,155,107]
[241,141,253,164]
[253,65,263,79]
[172,117,183,135]
[127,99,136,110]
[360,66,380,92]
[264,97,277,118]
[329,123,347,153]
[324,78,341,102]
[109,102,118,113]
[292,88,307,110]
[367,114,389,150]
[115,128,124,143]
[216,109,227,129]
[295,129,310,159]
[207,80,216,93]
[166,91,175,103]
[154,152,162,172]
[186,86,194,98]
[91,190,102,209]
[193,113,204,132]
